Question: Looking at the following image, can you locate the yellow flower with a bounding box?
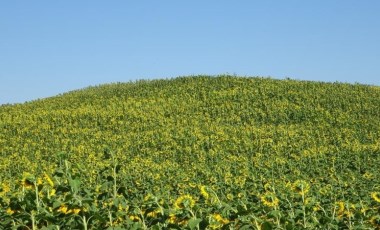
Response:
[44,173,54,187]
[212,213,229,224]
[226,193,234,201]
[73,208,81,215]
[260,192,279,207]
[363,172,374,179]
[189,182,197,188]
[146,208,162,218]
[167,213,189,225]
[371,192,380,203]
[49,189,56,197]
[292,180,310,196]
[37,178,43,186]
[144,193,153,202]
[146,211,157,218]
[370,216,380,227]
[6,208,15,215]
[168,214,177,224]
[336,201,345,213]
[209,213,230,229]
[200,185,209,200]
[129,215,141,222]
[334,201,355,219]
[264,183,273,192]
[174,194,195,209]
[21,178,34,190]
[1,183,10,193]
[58,205,70,214]
[178,219,188,226]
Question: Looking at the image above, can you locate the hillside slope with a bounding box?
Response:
[1,75,380,228]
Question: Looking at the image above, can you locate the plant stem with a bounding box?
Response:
[301,185,306,228]
[34,182,40,212]
[113,165,117,198]
[31,212,36,230]
[108,210,113,227]
[82,215,88,230]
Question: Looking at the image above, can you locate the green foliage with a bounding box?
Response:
[1,75,380,229]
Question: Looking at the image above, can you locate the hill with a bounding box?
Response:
[1,75,380,229]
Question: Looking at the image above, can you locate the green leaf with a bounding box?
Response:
[188,218,202,229]
[268,210,281,218]
[53,201,62,209]
[239,225,254,230]
[261,222,273,230]
[69,178,81,193]
[54,169,64,177]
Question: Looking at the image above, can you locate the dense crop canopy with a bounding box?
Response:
[0,75,380,229]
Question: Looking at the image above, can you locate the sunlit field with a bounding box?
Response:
[1,76,380,229]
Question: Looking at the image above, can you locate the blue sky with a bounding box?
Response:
[1,1,379,104]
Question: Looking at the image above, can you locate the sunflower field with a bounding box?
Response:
[0,75,380,229]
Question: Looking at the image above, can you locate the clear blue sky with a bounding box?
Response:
[1,1,379,104]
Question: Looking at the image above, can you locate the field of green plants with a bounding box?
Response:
[1,75,380,229]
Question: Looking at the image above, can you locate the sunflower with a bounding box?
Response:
[212,213,229,225]
[37,178,43,186]
[336,201,345,218]
[335,201,356,219]
[146,207,163,218]
[168,214,177,224]
[292,180,310,196]
[200,185,209,200]
[6,208,14,215]
[208,213,230,229]
[49,189,56,197]
[57,204,70,214]
[129,215,141,222]
[44,173,54,187]
[370,216,380,228]
[167,213,188,225]
[264,183,273,192]
[72,208,81,215]
[21,178,34,190]
[260,192,279,207]
[1,183,10,194]
[371,192,380,203]
[143,193,154,202]
[226,193,234,201]
[174,194,195,209]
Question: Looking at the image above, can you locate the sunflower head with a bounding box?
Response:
[174,194,196,209]
[146,208,162,218]
[292,180,310,196]
[129,215,141,222]
[370,215,380,227]
[226,193,234,201]
[212,213,229,224]
[57,204,70,214]
[208,213,230,229]
[44,173,54,187]
[6,208,15,215]
[168,214,177,224]
[260,192,279,207]
[21,178,35,189]
[371,192,380,203]
[200,185,209,200]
